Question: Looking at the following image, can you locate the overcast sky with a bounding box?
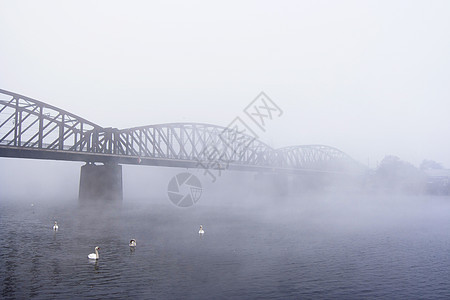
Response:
[1,0,449,168]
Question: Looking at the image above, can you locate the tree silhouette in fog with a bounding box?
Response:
[374,155,426,194]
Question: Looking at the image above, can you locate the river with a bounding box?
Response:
[1,194,450,299]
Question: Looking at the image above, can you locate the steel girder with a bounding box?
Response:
[0,89,360,173]
[275,145,361,172]
[0,89,106,152]
[115,123,275,166]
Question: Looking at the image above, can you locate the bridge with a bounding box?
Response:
[0,89,363,200]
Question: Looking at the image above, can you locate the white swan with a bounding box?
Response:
[88,246,100,259]
[129,239,136,247]
[198,225,204,235]
[53,221,59,231]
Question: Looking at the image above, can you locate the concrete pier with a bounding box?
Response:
[79,163,123,202]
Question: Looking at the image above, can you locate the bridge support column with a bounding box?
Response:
[79,163,123,202]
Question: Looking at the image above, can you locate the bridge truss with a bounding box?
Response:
[0,89,362,174]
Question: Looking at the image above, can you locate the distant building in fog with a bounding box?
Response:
[424,169,450,195]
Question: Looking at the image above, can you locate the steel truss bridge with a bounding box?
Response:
[0,89,362,176]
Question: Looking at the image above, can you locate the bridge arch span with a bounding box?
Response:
[1,89,362,173]
[0,89,103,152]
[116,122,275,166]
[275,145,360,171]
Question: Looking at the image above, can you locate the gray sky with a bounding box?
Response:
[1,0,449,168]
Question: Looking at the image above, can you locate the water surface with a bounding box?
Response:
[1,195,450,299]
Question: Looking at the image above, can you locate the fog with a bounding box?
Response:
[1,0,449,168]
[1,2,450,297]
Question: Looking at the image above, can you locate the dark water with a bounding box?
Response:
[1,195,450,299]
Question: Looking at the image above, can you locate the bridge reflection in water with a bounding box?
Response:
[0,89,364,201]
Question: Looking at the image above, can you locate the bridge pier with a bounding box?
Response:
[79,163,123,202]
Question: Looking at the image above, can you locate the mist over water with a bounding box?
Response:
[1,174,450,299]
[1,0,450,298]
